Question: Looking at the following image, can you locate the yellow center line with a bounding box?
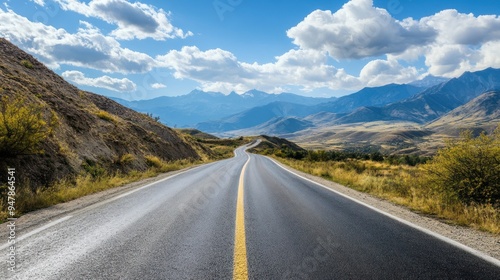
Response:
[233,155,250,280]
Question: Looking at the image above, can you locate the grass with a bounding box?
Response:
[118,153,135,165]
[96,110,117,123]
[274,157,499,234]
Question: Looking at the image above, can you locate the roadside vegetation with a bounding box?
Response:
[257,127,500,234]
[0,95,58,157]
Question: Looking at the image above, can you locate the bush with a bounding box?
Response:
[119,154,135,165]
[21,59,33,69]
[82,160,106,179]
[0,96,58,157]
[145,155,164,168]
[96,110,116,123]
[424,127,500,205]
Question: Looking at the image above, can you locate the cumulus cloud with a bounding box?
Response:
[360,58,419,86]
[287,0,500,79]
[416,10,500,77]
[151,83,166,89]
[0,10,156,73]
[62,70,136,92]
[420,10,500,45]
[287,0,436,59]
[53,0,192,40]
[158,46,361,93]
[158,46,251,81]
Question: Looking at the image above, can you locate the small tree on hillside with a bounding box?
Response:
[424,126,500,205]
[0,95,58,157]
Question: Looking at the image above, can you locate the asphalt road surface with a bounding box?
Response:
[1,144,499,279]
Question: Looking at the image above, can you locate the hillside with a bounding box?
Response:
[250,135,305,154]
[426,91,500,135]
[227,117,315,137]
[0,38,206,188]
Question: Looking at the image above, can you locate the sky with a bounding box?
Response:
[1,0,500,100]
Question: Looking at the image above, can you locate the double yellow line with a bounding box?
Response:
[233,155,250,280]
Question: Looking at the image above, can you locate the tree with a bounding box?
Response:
[0,96,58,157]
[424,127,500,205]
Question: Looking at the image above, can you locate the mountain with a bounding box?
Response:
[112,89,334,127]
[0,38,204,188]
[332,68,500,125]
[196,101,317,133]
[317,84,425,114]
[284,69,500,154]
[382,68,500,123]
[196,84,427,134]
[228,117,315,136]
[426,90,500,135]
[409,75,449,88]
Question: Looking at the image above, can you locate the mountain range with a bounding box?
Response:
[112,67,500,154]
[112,89,335,127]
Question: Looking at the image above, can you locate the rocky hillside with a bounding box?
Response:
[0,38,206,188]
[426,90,500,135]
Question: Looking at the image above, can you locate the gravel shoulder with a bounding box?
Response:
[272,158,500,260]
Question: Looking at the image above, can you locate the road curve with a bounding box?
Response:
[1,144,499,279]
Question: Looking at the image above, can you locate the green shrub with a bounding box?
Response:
[82,160,106,179]
[0,96,58,156]
[424,127,500,205]
[21,59,33,69]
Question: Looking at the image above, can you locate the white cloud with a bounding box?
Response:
[157,46,249,81]
[0,10,156,73]
[158,46,361,93]
[31,0,45,6]
[4,1,500,96]
[286,0,436,59]
[387,10,500,77]
[360,58,420,86]
[287,0,500,80]
[53,0,192,40]
[420,10,500,45]
[151,83,166,89]
[62,70,136,92]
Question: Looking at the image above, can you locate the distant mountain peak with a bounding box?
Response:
[409,75,449,88]
[188,89,224,97]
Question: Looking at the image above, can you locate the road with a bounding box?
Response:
[1,143,499,279]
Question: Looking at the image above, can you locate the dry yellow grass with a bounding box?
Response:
[276,157,499,234]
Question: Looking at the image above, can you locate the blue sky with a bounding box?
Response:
[1,0,500,100]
